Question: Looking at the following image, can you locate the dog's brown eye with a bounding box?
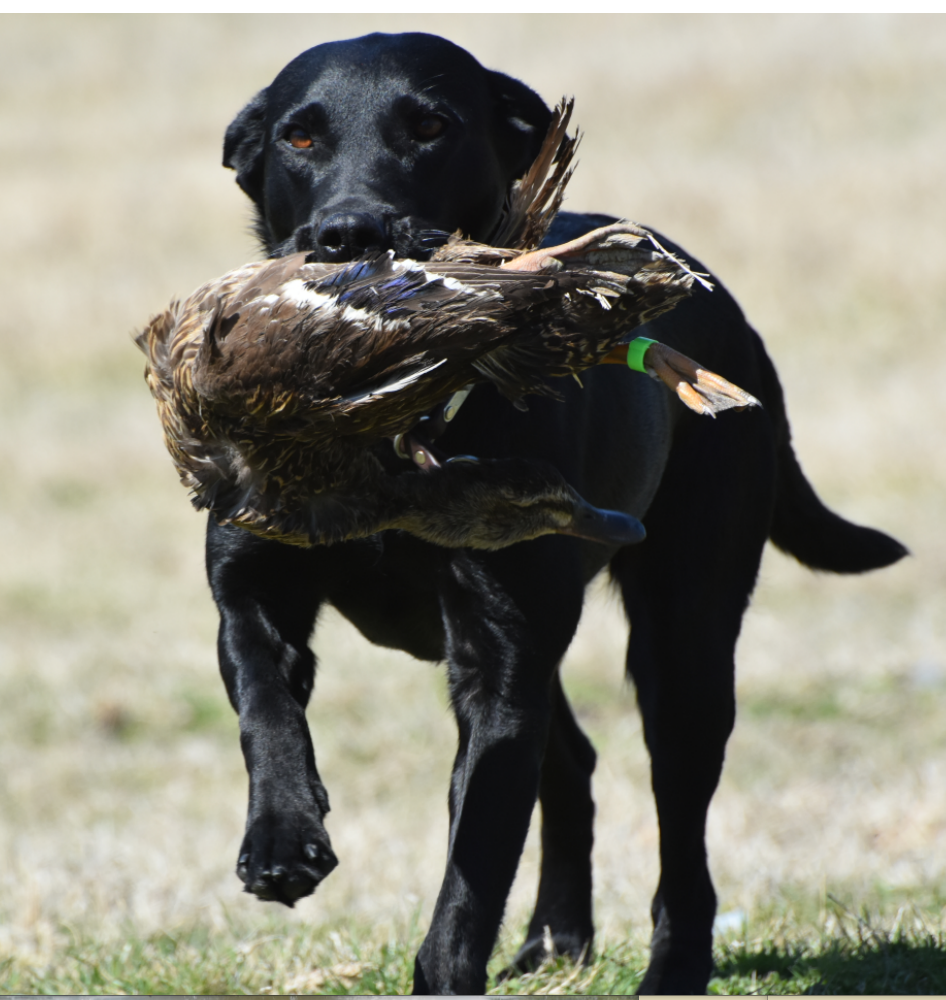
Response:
[413,115,445,141]
[287,128,313,149]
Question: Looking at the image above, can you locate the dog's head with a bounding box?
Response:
[223,32,552,260]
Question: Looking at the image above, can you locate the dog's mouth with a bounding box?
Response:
[273,216,452,262]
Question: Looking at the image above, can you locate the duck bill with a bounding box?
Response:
[559,498,647,546]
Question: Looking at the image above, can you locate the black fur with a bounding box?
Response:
[210,32,907,994]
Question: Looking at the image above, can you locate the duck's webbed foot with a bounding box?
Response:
[599,338,762,417]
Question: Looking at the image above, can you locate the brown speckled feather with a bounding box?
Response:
[488,98,578,252]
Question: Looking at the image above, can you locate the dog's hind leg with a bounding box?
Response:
[413,541,586,995]
[504,669,596,973]
[610,410,776,994]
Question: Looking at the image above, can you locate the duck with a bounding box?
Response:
[136,101,758,549]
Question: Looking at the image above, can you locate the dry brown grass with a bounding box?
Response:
[1,13,945,972]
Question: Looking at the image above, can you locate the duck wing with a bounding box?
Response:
[488,97,579,252]
[430,98,579,268]
[136,251,570,512]
[185,252,531,441]
[422,223,701,402]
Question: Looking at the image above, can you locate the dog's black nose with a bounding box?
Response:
[316,212,386,261]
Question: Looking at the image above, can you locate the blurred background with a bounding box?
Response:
[1,12,944,968]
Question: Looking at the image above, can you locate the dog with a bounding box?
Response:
[212,32,906,994]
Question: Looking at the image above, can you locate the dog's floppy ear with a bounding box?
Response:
[223,88,269,206]
[488,71,554,183]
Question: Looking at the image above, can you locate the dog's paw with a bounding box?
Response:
[236,812,338,906]
[498,928,590,979]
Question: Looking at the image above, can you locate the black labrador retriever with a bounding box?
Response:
[213,32,905,994]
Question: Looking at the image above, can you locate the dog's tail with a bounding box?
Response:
[754,332,908,573]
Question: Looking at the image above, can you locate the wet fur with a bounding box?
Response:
[210,32,906,994]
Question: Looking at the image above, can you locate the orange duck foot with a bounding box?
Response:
[600,340,761,418]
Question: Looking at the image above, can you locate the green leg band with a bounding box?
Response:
[626,336,658,373]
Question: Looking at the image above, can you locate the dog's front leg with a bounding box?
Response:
[506,670,596,972]
[413,542,587,995]
[206,518,337,906]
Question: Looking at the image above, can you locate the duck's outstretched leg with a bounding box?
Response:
[600,338,761,417]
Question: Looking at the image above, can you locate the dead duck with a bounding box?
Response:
[136,103,758,549]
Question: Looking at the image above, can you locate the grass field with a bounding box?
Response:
[1,14,945,994]
[4,905,946,994]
